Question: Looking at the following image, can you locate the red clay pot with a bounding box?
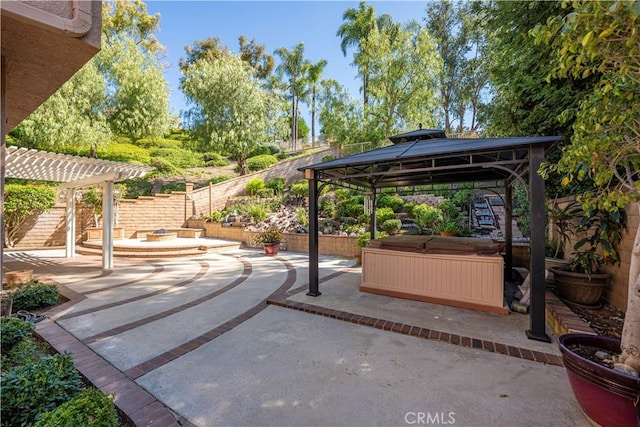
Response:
[263,243,280,256]
[558,334,640,427]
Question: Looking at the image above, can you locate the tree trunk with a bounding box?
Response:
[615,203,640,374]
[292,95,298,152]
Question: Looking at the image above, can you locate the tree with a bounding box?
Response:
[179,37,228,73]
[337,1,393,110]
[480,1,593,137]
[536,0,640,373]
[361,22,441,137]
[275,43,309,151]
[181,52,273,175]
[306,59,328,147]
[12,0,171,149]
[3,184,56,248]
[10,63,111,156]
[100,0,170,140]
[239,36,275,80]
[425,0,470,133]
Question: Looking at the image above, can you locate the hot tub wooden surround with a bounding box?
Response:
[360,236,507,315]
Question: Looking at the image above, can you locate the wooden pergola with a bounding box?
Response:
[300,132,562,343]
[3,146,152,271]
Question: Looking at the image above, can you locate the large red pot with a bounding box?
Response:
[263,243,280,256]
[559,334,640,427]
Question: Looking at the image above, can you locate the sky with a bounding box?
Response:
[145,1,430,125]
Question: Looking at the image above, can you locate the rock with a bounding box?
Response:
[595,351,610,360]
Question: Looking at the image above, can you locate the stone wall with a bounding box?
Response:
[190,148,334,216]
[6,201,94,249]
[189,220,359,258]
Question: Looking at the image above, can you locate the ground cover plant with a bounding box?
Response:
[0,317,118,427]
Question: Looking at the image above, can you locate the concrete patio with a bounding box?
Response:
[3,248,587,426]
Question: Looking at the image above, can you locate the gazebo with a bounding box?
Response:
[2,147,153,271]
[300,131,562,343]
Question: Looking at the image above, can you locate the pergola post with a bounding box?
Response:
[102,181,114,271]
[526,145,550,342]
[65,188,76,258]
[504,182,513,281]
[306,169,320,297]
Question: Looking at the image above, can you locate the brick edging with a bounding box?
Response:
[266,298,564,367]
[35,319,189,427]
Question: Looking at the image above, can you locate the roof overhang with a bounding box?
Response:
[1,0,102,130]
[300,136,562,189]
[5,146,153,187]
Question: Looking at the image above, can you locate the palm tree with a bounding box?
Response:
[337,1,393,110]
[275,42,308,151]
[306,59,327,147]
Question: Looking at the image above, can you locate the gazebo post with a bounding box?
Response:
[526,145,550,342]
[102,181,114,271]
[1,56,6,288]
[306,169,321,296]
[504,181,513,281]
[369,187,377,240]
[65,188,76,258]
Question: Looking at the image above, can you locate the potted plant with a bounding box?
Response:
[550,207,626,306]
[437,221,460,237]
[255,225,282,255]
[545,200,581,272]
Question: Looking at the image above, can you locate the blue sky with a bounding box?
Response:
[145,1,429,125]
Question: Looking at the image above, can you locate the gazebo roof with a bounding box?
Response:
[301,136,562,189]
[4,146,153,187]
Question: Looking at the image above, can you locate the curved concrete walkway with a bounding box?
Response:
[3,249,587,426]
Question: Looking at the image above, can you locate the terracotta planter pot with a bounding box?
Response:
[559,334,640,427]
[440,231,457,237]
[263,243,280,256]
[550,267,610,306]
[5,269,33,286]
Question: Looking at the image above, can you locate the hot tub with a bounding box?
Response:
[360,236,507,314]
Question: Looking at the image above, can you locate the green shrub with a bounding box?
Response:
[246,178,265,196]
[203,152,229,167]
[276,152,288,160]
[382,219,402,235]
[136,137,182,149]
[150,148,205,168]
[377,195,405,212]
[266,144,281,155]
[356,233,371,248]
[207,176,231,185]
[205,211,225,222]
[322,155,336,162]
[159,182,186,194]
[402,202,415,215]
[246,154,278,171]
[98,143,151,165]
[247,204,269,222]
[119,178,153,199]
[291,180,309,198]
[319,199,336,218]
[11,282,58,312]
[248,145,271,157]
[4,184,57,248]
[150,158,181,176]
[2,337,49,372]
[296,207,308,226]
[34,387,119,427]
[413,204,443,234]
[375,208,396,230]
[0,317,34,354]
[1,354,83,427]
[265,178,286,194]
[437,199,459,223]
